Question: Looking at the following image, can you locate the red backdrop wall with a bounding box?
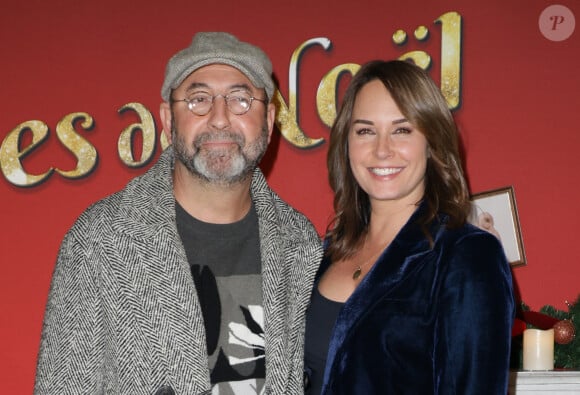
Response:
[2,1,579,392]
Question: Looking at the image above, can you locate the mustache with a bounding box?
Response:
[194,131,245,147]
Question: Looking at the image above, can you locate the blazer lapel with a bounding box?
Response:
[324,205,444,383]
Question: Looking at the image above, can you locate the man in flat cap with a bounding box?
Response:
[35,32,323,395]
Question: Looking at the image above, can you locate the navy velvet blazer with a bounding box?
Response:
[316,206,515,394]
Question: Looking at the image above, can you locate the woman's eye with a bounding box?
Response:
[355,128,374,135]
[393,127,412,134]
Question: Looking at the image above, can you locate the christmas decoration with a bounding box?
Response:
[554,320,576,345]
[512,293,580,369]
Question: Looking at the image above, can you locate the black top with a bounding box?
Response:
[304,285,344,395]
[175,201,265,391]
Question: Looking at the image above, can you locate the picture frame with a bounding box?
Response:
[469,186,526,267]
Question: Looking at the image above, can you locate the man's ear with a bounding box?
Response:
[160,102,173,144]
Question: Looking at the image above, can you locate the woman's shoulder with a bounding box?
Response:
[438,221,510,275]
[438,219,501,246]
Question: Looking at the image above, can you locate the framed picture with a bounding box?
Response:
[469,186,526,267]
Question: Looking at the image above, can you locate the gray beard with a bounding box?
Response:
[172,124,269,186]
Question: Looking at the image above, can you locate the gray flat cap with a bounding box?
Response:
[161,32,275,102]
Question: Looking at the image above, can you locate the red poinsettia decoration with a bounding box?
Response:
[512,310,559,337]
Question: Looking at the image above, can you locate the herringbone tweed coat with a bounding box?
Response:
[34,147,323,395]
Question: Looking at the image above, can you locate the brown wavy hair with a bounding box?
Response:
[325,60,471,261]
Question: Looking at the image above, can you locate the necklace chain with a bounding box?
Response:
[352,236,385,281]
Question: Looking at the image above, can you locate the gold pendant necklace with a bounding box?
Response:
[352,267,364,280]
[352,244,384,281]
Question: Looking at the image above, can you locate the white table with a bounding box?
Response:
[509,370,580,394]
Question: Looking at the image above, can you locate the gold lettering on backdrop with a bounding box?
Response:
[54,112,97,179]
[279,11,462,145]
[118,103,156,167]
[394,11,462,109]
[1,11,463,186]
[436,11,462,109]
[316,63,360,128]
[0,120,53,186]
[273,38,327,148]
[398,51,431,70]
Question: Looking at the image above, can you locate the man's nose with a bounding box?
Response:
[207,96,231,130]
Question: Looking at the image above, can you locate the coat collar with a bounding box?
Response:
[112,147,177,240]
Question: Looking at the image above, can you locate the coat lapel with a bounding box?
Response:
[251,168,323,393]
[112,147,212,390]
[251,169,288,391]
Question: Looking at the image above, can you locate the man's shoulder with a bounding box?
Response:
[250,169,319,239]
[273,195,315,230]
[68,154,173,237]
[66,189,126,236]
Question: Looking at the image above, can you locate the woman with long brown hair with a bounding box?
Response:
[304,60,514,394]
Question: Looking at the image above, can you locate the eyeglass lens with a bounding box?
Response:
[187,92,255,115]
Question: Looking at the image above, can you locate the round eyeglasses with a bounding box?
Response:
[172,91,267,116]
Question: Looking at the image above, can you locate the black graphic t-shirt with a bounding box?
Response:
[176,201,265,394]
